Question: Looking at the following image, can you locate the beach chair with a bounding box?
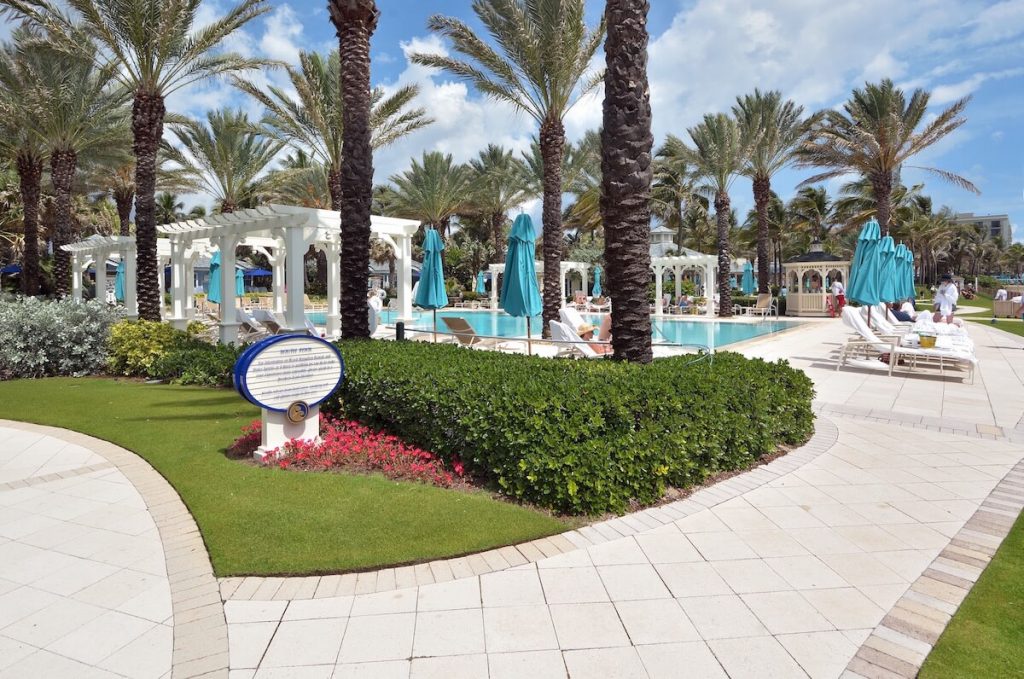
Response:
[236,308,271,342]
[252,309,288,334]
[736,293,776,318]
[441,317,522,352]
[549,320,608,359]
[559,306,588,332]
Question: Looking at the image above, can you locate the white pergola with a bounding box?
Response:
[487,260,592,309]
[156,205,419,344]
[651,249,718,317]
[63,235,140,318]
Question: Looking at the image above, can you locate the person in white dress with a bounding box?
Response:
[933,274,958,323]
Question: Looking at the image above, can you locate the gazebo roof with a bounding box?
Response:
[651,247,717,267]
[785,251,847,263]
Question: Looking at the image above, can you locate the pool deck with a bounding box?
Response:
[2,319,1023,678]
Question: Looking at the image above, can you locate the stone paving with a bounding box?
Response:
[0,426,173,679]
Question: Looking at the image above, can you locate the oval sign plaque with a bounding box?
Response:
[233,335,344,412]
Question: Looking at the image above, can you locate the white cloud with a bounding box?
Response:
[260,4,303,65]
[930,67,1024,104]
[967,0,1024,44]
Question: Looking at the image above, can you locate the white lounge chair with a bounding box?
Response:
[441,317,523,352]
[735,293,776,318]
[236,308,271,342]
[559,306,588,332]
[549,320,608,359]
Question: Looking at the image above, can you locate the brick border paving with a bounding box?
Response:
[0,460,115,490]
[816,401,1024,443]
[843,457,1024,679]
[219,416,841,601]
[0,420,229,679]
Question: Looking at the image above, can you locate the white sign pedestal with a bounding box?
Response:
[253,406,321,462]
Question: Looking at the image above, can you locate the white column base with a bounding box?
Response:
[219,321,241,345]
[326,313,341,337]
[169,317,189,331]
[253,407,320,461]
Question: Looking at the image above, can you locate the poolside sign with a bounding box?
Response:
[233,335,344,460]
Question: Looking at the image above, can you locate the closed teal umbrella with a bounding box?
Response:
[741,261,755,295]
[207,251,222,305]
[114,259,125,302]
[592,265,602,297]
[846,218,882,309]
[476,271,486,295]
[414,228,448,340]
[894,243,912,301]
[501,214,543,354]
[903,248,916,301]
[236,267,245,296]
[877,235,899,303]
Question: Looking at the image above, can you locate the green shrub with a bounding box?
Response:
[0,296,123,378]
[107,320,179,376]
[978,275,1000,291]
[150,340,242,387]
[328,341,815,515]
[462,290,481,302]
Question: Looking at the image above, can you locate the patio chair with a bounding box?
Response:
[735,293,776,318]
[252,309,288,334]
[862,307,910,337]
[441,317,523,352]
[549,320,608,359]
[236,308,271,342]
[559,306,588,332]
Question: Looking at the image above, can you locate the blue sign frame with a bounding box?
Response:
[233,334,345,412]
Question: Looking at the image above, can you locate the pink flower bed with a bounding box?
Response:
[230,417,463,488]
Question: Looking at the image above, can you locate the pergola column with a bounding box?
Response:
[705,263,715,317]
[185,250,198,319]
[214,234,240,344]
[560,267,568,308]
[674,266,682,301]
[94,252,108,304]
[283,225,306,332]
[489,265,500,309]
[71,254,83,302]
[324,240,341,337]
[169,239,188,329]
[397,233,413,322]
[122,244,138,320]
[271,236,286,315]
[653,265,665,315]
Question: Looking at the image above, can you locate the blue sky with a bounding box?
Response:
[4,1,1023,240]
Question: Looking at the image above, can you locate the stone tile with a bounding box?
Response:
[262,619,347,667]
[333,660,410,678]
[284,596,354,621]
[677,595,768,640]
[253,666,334,679]
[487,650,567,679]
[597,564,672,601]
[1,596,107,647]
[48,609,155,665]
[228,622,277,669]
[409,654,487,679]
[778,630,859,679]
[416,578,480,612]
[674,510,730,533]
[742,591,833,634]
[765,555,849,590]
[549,602,630,649]
[480,569,545,607]
[709,636,809,679]
[655,562,732,598]
[801,588,886,630]
[412,609,485,658]
[634,532,703,564]
[562,647,648,679]
[337,613,414,664]
[350,588,417,616]
[224,600,288,624]
[735,529,810,558]
[0,634,36,672]
[0,648,123,679]
[636,641,728,679]
[614,598,699,645]
[539,566,609,604]
[586,537,649,565]
[712,559,792,594]
[482,605,558,653]
[819,553,905,587]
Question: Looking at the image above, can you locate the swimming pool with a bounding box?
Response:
[307,309,799,348]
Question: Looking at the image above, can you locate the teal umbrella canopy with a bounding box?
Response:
[500,214,543,318]
[414,228,448,310]
[894,243,911,300]
[592,265,602,297]
[846,219,882,306]
[741,261,755,295]
[903,248,916,300]
[114,259,125,302]
[207,251,222,304]
[877,236,899,303]
[476,271,486,295]
[236,267,245,296]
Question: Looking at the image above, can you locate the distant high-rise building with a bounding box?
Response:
[954,212,1013,244]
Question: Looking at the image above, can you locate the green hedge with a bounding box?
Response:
[329,341,815,515]
[107,320,242,387]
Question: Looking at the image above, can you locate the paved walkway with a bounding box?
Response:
[0,426,172,679]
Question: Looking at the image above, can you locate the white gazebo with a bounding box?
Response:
[782,243,850,317]
[651,248,718,317]
[487,260,592,309]
[63,235,140,318]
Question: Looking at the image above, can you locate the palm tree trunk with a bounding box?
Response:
[715,191,733,317]
[132,91,167,321]
[50,148,77,297]
[491,211,504,262]
[328,165,343,211]
[114,188,133,237]
[15,150,43,296]
[331,1,379,339]
[539,117,565,338]
[870,170,893,237]
[752,174,771,294]
[221,200,236,214]
[601,0,653,363]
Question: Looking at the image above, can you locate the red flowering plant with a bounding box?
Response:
[228,419,263,458]
[230,417,464,488]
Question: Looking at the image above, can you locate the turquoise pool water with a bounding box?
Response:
[307,310,798,348]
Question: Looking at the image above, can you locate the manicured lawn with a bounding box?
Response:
[920,511,1024,678]
[968,318,1024,338]
[0,378,568,576]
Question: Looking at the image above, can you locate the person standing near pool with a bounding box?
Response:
[934,274,959,322]
[830,276,846,312]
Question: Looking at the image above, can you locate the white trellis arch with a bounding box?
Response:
[650,248,718,317]
[62,235,140,318]
[487,260,591,310]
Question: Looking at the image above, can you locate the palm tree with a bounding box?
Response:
[389,152,472,236]
[652,136,703,253]
[683,115,750,317]
[3,0,273,319]
[155,192,185,225]
[467,145,531,262]
[600,0,653,362]
[797,79,979,236]
[788,186,837,244]
[0,31,44,294]
[733,89,815,294]
[413,0,605,334]
[328,1,380,338]
[233,50,431,210]
[166,108,282,215]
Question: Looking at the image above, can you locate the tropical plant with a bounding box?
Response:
[165,108,282,214]
[155,192,185,225]
[413,0,605,334]
[788,186,837,243]
[2,0,273,319]
[601,0,653,362]
[652,136,704,252]
[796,78,979,236]
[466,144,531,261]
[233,50,431,210]
[389,151,472,236]
[733,89,815,293]
[680,115,750,316]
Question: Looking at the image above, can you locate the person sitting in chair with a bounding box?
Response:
[578,317,613,355]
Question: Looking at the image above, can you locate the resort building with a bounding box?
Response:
[955,212,1013,243]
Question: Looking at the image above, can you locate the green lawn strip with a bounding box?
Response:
[958,292,994,316]
[919,510,1024,678]
[0,378,567,576]
[967,318,1024,338]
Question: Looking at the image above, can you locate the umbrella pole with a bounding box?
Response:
[433,309,437,344]
[527,319,532,356]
